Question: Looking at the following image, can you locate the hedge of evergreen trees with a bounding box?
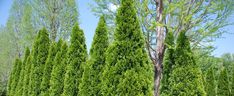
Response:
[6,0,234,96]
[159,31,234,96]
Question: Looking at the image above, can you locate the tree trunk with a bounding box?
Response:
[50,1,59,41]
[154,0,164,96]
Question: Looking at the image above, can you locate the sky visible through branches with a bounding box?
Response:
[0,0,233,57]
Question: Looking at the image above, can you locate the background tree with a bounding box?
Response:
[49,42,68,96]
[91,0,234,95]
[20,3,35,48]
[205,67,216,96]
[169,31,206,95]
[160,31,174,95]
[79,16,109,96]
[0,0,35,60]
[62,23,87,96]
[0,26,12,96]
[217,68,230,96]
[101,0,153,95]
[0,0,35,93]
[30,0,79,41]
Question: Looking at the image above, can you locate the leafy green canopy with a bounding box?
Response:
[217,68,230,96]
[79,16,109,96]
[169,31,206,96]
[160,32,175,95]
[62,23,87,96]
[101,0,153,95]
[49,41,68,96]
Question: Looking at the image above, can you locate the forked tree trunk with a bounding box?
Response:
[154,0,165,96]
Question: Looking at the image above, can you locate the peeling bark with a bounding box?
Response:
[154,0,165,96]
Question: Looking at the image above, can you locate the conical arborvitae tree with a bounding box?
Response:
[62,23,87,96]
[30,28,50,96]
[7,58,22,96]
[49,41,68,96]
[217,68,230,96]
[28,31,41,95]
[40,40,61,95]
[15,47,30,96]
[231,66,234,96]
[205,67,216,96]
[160,32,175,95]
[22,55,32,96]
[101,0,153,95]
[169,31,206,95]
[79,16,109,96]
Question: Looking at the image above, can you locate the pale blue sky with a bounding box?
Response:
[0,0,233,57]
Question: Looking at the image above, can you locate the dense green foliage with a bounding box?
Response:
[15,47,30,96]
[30,28,50,96]
[49,42,68,96]
[101,0,154,95]
[0,1,79,93]
[22,55,32,96]
[79,16,109,96]
[3,0,234,96]
[62,23,87,96]
[40,41,61,95]
[217,68,230,96]
[7,59,22,96]
[231,65,234,96]
[160,32,175,95]
[169,31,206,95]
[205,67,216,96]
[28,31,42,95]
[92,0,234,95]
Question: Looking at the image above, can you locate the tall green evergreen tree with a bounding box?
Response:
[15,47,30,95]
[205,67,216,96]
[169,31,206,95]
[62,23,87,96]
[101,0,153,95]
[7,59,22,96]
[12,59,22,95]
[28,30,42,95]
[217,68,230,96]
[30,28,50,96]
[49,42,68,96]
[7,59,15,96]
[22,55,32,96]
[160,32,175,95]
[40,40,61,95]
[79,16,109,96]
[231,66,234,96]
